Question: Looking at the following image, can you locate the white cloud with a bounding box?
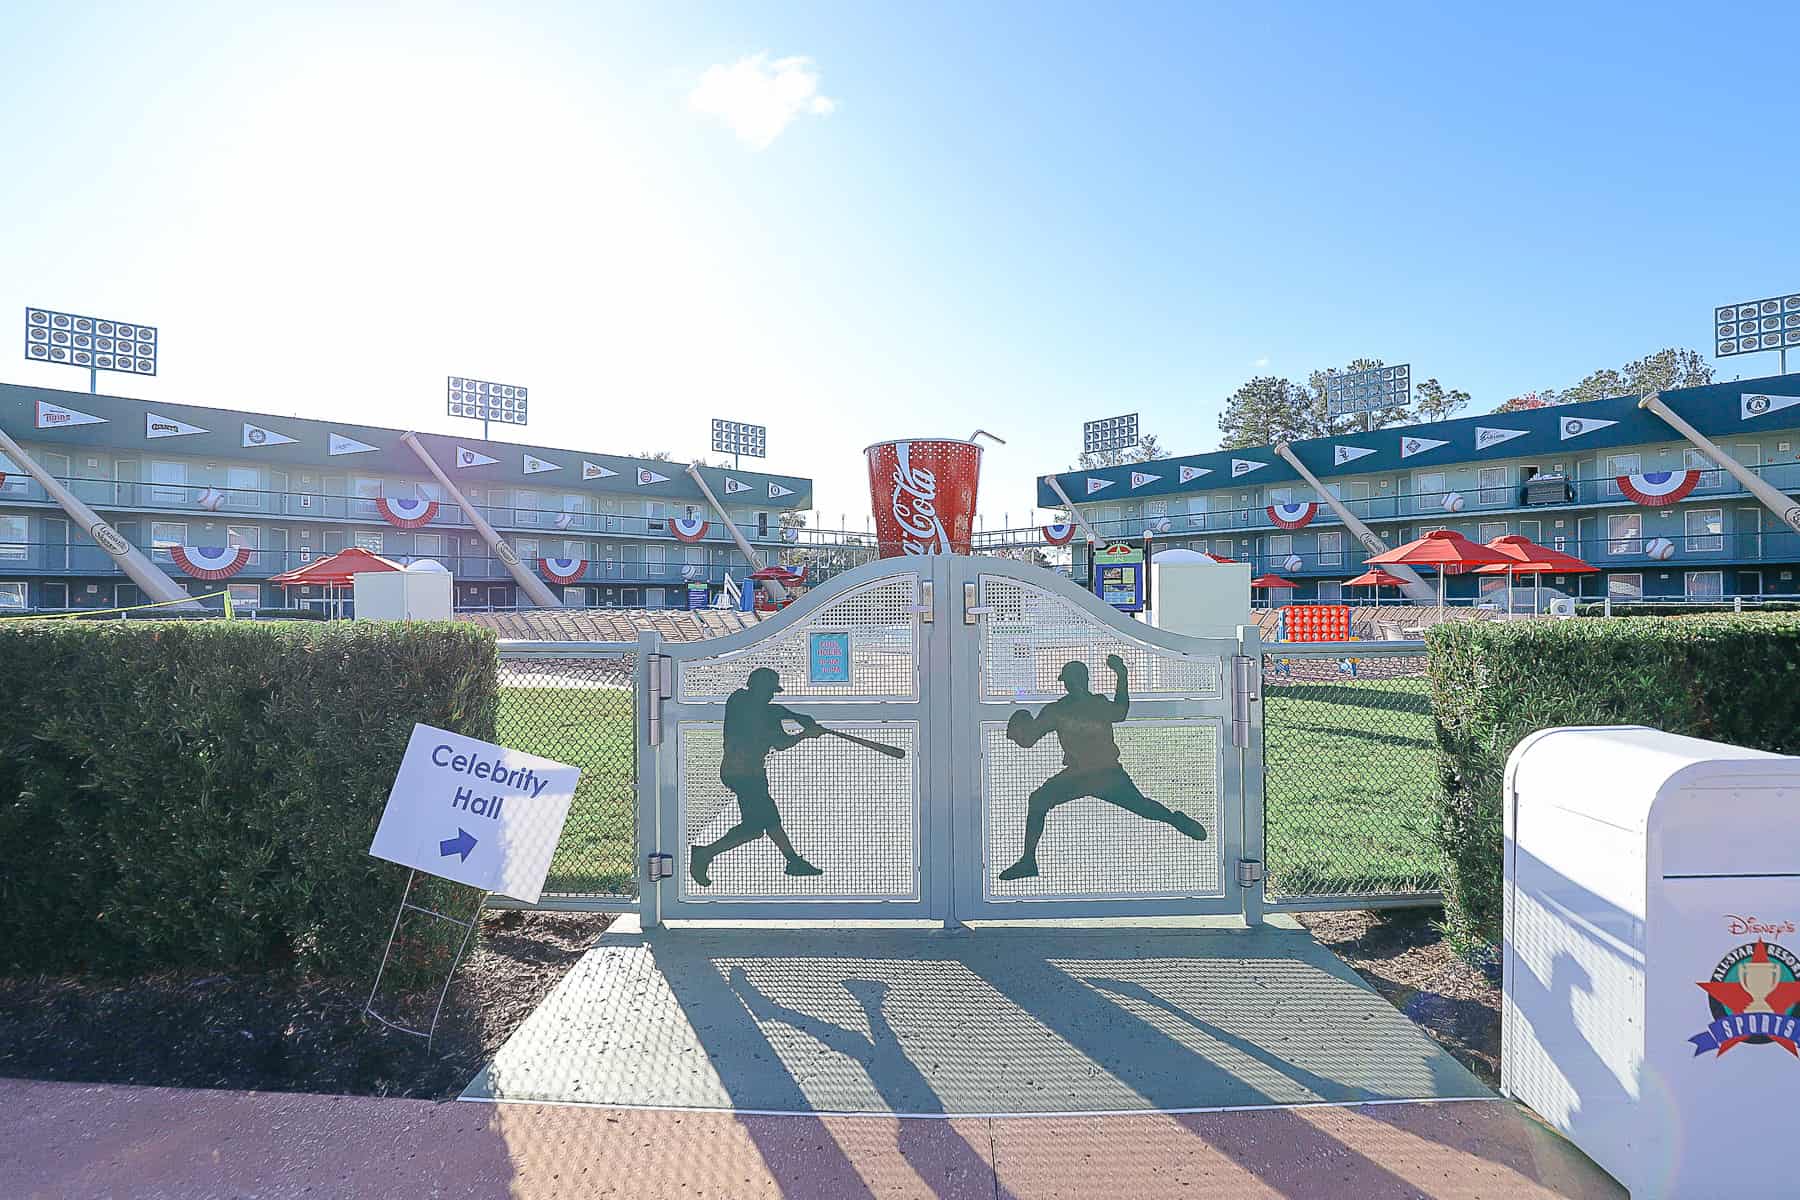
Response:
[1253,356,1271,369]
[688,54,835,150]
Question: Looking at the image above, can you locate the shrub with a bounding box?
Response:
[1574,601,1800,617]
[0,620,497,980]
[1426,614,1800,952]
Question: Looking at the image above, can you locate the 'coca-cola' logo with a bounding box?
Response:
[890,443,949,554]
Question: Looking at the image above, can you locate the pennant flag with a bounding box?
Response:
[376,496,440,528]
[170,545,253,581]
[456,446,499,468]
[35,400,105,429]
[1231,458,1267,477]
[1086,477,1115,494]
[1129,471,1162,489]
[1334,445,1375,465]
[539,557,588,585]
[242,422,296,448]
[723,476,752,494]
[581,461,618,480]
[523,453,562,474]
[1618,470,1701,507]
[1267,502,1319,530]
[145,412,208,439]
[671,515,710,542]
[1474,426,1529,450]
[1560,416,1616,441]
[1742,393,1800,421]
[1400,436,1448,459]
[637,467,670,486]
[329,433,378,456]
[768,482,795,498]
[1042,523,1077,545]
[1178,465,1212,483]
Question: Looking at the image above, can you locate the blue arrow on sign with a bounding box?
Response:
[439,828,477,862]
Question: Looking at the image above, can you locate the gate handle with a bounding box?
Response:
[962,581,993,625]
[912,578,934,622]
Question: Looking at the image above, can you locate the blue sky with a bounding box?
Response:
[3,2,1797,529]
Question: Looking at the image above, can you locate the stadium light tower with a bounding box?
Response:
[24,307,158,393]
[711,418,767,470]
[1714,292,1800,375]
[1324,363,1411,432]
[1083,412,1139,456]
[447,376,528,440]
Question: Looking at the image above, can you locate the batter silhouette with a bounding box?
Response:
[998,654,1207,881]
[691,667,825,886]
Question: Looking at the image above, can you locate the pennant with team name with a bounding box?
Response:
[1559,416,1616,441]
[582,461,618,480]
[145,412,208,439]
[329,433,377,455]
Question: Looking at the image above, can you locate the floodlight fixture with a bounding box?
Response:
[24,307,158,392]
[447,376,529,439]
[1083,413,1139,455]
[1714,292,1800,373]
[712,418,767,468]
[1325,363,1411,421]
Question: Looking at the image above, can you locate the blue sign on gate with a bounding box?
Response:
[808,630,851,684]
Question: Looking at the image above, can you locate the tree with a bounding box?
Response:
[1491,347,1713,412]
[1217,359,1470,449]
[1074,433,1169,471]
[1412,377,1471,422]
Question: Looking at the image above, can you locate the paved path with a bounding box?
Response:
[4,1078,1622,1199]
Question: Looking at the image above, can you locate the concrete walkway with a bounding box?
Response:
[4,1078,1623,1199]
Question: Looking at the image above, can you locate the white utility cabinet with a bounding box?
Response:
[353,560,454,621]
[1148,548,1250,639]
[1503,725,1800,1199]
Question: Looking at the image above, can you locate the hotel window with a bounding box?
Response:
[1317,530,1343,567]
[515,538,539,561]
[151,521,187,560]
[352,531,383,553]
[1186,496,1208,528]
[1684,508,1723,552]
[1477,466,1508,504]
[685,545,706,566]
[149,460,187,504]
[225,525,257,549]
[1267,487,1292,506]
[1606,512,1642,556]
[1267,533,1292,559]
[0,454,23,493]
[227,584,262,610]
[1604,454,1640,498]
[1683,448,1722,490]
[1685,571,1724,600]
[1412,472,1445,511]
[226,466,261,507]
[0,515,27,561]
[1478,521,1508,544]
[414,533,445,558]
[1518,519,1541,542]
[0,581,27,608]
[1608,573,1643,600]
[1316,581,1343,602]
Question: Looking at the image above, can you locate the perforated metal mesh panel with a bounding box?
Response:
[978,576,1224,702]
[680,576,920,702]
[678,721,920,902]
[982,719,1223,901]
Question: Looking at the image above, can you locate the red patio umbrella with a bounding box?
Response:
[269,546,403,616]
[1249,573,1297,589]
[1473,534,1597,614]
[1365,529,1513,606]
[1344,567,1405,591]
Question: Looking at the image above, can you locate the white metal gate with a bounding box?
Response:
[638,556,1263,925]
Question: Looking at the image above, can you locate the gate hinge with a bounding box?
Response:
[647,852,673,881]
[646,654,674,745]
[1237,858,1265,886]
[1230,654,1258,746]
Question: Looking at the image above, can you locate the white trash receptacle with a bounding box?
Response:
[1503,725,1800,1199]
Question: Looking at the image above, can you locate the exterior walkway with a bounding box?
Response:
[3,1078,1622,1199]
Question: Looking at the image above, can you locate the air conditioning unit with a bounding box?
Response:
[1547,596,1576,618]
[1523,474,1574,505]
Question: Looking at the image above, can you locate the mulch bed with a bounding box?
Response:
[0,910,612,1100]
[1298,908,1501,1086]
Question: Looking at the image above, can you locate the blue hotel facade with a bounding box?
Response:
[0,382,812,613]
[1041,375,1800,604]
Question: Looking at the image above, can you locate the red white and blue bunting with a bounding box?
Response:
[1267,502,1318,530]
[1618,470,1700,507]
[539,557,588,584]
[171,545,253,581]
[377,496,441,529]
[671,515,710,543]
[1042,523,1076,545]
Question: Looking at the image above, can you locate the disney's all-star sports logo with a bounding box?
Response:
[1690,939,1800,1057]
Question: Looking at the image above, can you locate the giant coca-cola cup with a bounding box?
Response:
[865,438,984,557]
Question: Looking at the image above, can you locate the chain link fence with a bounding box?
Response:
[1261,642,1441,907]
[495,644,637,903]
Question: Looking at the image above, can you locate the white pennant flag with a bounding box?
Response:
[582,461,618,480]
[329,433,378,456]
[145,412,208,439]
[1178,465,1211,482]
[1741,392,1800,421]
[456,446,499,468]
[723,477,752,494]
[768,482,795,498]
[243,422,297,448]
[1129,471,1162,489]
[1334,445,1375,465]
[1231,458,1267,477]
[1474,426,1529,450]
[1559,416,1616,441]
[523,453,562,474]
[1400,436,1448,459]
[34,400,106,429]
[637,467,670,486]
[1086,477,1115,494]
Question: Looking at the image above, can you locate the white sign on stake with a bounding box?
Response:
[369,724,580,904]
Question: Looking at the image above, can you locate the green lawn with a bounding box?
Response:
[501,674,1443,901]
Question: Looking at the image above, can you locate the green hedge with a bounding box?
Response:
[1427,614,1800,951]
[1575,601,1800,617]
[0,620,498,979]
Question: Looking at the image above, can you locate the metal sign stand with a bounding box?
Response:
[363,869,487,1047]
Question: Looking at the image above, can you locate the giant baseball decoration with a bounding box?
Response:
[539,557,588,584]
[1618,470,1701,507]
[865,438,982,557]
[1442,492,1466,513]
[196,487,226,512]
[171,545,253,580]
[377,496,441,529]
[671,515,710,543]
[1267,502,1317,530]
[1645,537,1676,561]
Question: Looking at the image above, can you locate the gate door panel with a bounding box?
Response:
[949,559,1246,920]
[646,558,951,922]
